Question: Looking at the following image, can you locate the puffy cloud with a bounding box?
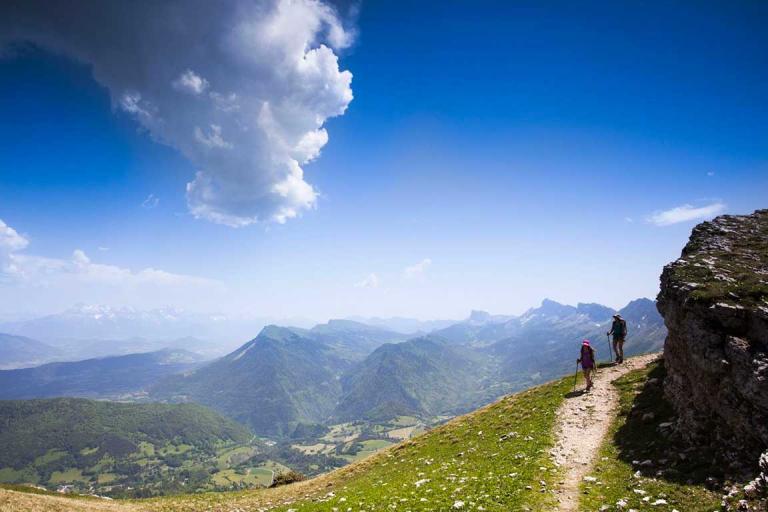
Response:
[404,258,432,279]
[355,273,380,289]
[0,219,28,253]
[0,0,354,227]
[647,202,726,226]
[0,219,30,278]
[172,69,209,95]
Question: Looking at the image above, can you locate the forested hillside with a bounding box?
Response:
[0,398,252,497]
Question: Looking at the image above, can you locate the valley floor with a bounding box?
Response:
[1,353,739,511]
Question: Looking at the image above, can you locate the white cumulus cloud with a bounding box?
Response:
[0,0,354,227]
[172,69,209,95]
[0,219,28,253]
[404,258,432,279]
[647,202,726,226]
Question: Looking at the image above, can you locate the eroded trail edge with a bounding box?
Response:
[551,353,659,511]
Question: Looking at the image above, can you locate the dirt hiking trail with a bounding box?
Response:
[550,352,660,511]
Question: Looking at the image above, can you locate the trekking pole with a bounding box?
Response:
[573,361,579,392]
[606,334,613,364]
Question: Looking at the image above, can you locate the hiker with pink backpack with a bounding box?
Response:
[576,339,596,392]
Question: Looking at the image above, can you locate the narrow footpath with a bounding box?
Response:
[550,352,659,511]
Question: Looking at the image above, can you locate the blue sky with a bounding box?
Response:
[0,0,766,320]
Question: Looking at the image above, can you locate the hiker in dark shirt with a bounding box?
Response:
[607,314,627,364]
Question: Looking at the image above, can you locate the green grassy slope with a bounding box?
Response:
[140,374,572,511]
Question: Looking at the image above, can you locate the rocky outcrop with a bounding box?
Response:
[657,209,768,463]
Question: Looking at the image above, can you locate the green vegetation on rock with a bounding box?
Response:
[668,209,768,306]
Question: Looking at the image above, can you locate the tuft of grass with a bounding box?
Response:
[579,360,721,511]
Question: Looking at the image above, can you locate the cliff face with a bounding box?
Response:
[657,209,768,461]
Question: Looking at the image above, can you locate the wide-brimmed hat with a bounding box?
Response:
[613,314,622,319]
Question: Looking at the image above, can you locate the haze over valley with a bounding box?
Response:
[0,295,666,496]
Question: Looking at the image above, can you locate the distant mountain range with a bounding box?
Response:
[0,348,205,400]
[0,304,317,357]
[486,297,665,389]
[49,335,223,361]
[334,336,492,421]
[0,332,61,369]
[304,319,411,360]
[344,316,458,335]
[148,298,665,437]
[2,298,666,440]
[151,321,407,437]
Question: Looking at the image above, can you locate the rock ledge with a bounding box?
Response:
[657,209,767,461]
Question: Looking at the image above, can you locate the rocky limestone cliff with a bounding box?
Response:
[657,209,768,469]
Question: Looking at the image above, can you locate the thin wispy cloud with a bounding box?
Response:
[0,218,220,300]
[141,193,159,209]
[404,258,432,279]
[647,202,726,226]
[354,273,380,289]
[0,0,354,227]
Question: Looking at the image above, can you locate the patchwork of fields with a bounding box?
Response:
[0,440,279,496]
[0,415,434,498]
